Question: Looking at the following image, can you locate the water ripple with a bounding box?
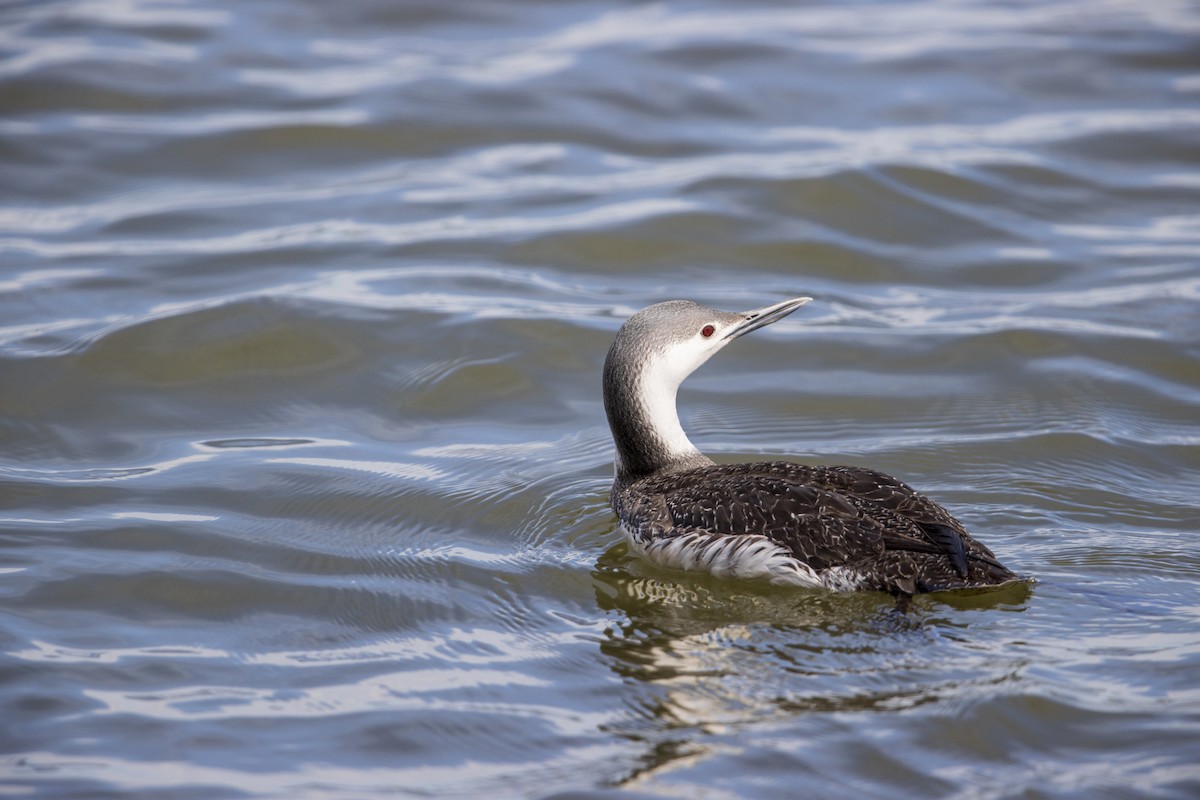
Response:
[0,197,698,257]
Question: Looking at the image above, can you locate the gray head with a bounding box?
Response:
[603,296,811,482]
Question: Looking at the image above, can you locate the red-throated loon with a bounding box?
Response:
[603,297,1019,595]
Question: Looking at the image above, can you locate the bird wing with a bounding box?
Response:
[795,464,977,577]
[630,462,979,576]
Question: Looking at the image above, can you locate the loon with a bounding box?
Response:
[603,297,1019,595]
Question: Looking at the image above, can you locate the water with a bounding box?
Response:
[2,0,1199,797]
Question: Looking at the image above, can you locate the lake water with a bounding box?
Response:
[2,1,1199,798]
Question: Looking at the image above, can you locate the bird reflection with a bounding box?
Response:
[590,541,1031,788]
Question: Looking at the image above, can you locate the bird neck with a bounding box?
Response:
[603,348,713,484]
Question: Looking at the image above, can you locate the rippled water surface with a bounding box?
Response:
[2,1,1199,797]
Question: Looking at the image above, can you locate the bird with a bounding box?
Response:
[602,297,1020,595]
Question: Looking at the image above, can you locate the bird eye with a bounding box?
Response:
[701,324,715,338]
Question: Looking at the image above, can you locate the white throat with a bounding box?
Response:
[637,373,696,461]
[632,347,717,464]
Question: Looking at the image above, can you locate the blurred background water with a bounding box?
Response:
[1,1,1199,798]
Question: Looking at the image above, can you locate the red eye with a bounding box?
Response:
[701,324,715,338]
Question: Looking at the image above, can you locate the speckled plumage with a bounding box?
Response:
[613,462,1017,594]
[603,297,1020,595]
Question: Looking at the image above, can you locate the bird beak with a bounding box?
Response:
[724,296,811,340]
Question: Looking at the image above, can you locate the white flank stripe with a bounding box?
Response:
[625,528,824,588]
